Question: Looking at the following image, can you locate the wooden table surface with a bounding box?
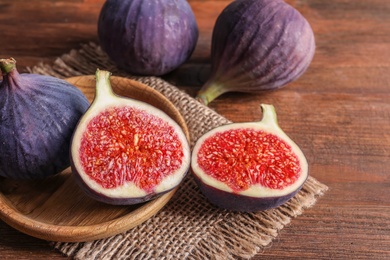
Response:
[1,0,389,259]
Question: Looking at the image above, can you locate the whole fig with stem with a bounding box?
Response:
[196,0,316,105]
[98,0,199,76]
[70,69,191,205]
[0,58,90,179]
[191,104,308,212]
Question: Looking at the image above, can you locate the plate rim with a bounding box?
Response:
[0,187,177,242]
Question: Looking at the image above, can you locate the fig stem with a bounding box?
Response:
[95,69,114,101]
[260,104,279,127]
[0,58,17,75]
[196,82,227,106]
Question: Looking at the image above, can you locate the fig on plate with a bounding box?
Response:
[191,104,308,212]
[196,0,316,105]
[0,58,90,179]
[98,0,199,76]
[70,70,191,205]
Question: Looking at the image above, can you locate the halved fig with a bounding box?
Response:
[70,70,191,205]
[191,104,308,212]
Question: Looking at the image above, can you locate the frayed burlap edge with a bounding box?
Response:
[29,42,328,260]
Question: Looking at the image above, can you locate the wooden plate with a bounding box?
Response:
[0,75,190,242]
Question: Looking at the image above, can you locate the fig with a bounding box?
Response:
[0,58,90,179]
[70,70,191,205]
[98,0,199,76]
[191,104,308,212]
[196,0,316,105]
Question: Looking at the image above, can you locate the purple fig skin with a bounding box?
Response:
[0,58,90,179]
[193,173,307,212]
[196,0,316,105]
[98,0,199,76]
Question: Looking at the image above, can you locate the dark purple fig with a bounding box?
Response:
[196,0,316,105]
[191,104,308,212]
[70,69,191,205]
[0,58,90,179]
[98,0,199,76]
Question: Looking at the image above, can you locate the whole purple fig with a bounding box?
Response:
[0,58,90,179]
[196,0,316,105]
[98,0,199,76]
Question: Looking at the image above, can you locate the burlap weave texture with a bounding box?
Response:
[30,43,328,259]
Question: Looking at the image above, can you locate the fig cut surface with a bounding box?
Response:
[71,70,191,205]
[191,104,308,212]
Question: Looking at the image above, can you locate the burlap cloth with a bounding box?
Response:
[30,42,328,259]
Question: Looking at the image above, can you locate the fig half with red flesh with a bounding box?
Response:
[191,104,308,212]
[71,70,191,205]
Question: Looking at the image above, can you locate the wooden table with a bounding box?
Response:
[1,0,389,259]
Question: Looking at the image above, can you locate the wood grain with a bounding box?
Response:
[0,0,390,259]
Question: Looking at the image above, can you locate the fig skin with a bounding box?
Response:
[98,0,199,76]
[193,174,304,212]
[196,0,316,105]
[0,58,90,179]
[191,104,308,212]
[70,70,191,205]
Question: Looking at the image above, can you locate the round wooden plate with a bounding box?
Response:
[0,75,190,242]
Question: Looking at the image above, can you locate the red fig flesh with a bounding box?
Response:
[191,104,308,212]
[71,70,190,205]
